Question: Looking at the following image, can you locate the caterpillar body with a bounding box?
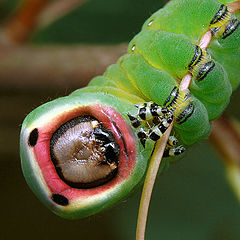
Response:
[20,0,240,219]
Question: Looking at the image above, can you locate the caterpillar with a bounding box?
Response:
[20,0,240,219]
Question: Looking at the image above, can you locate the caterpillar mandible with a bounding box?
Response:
[20,0,240,219]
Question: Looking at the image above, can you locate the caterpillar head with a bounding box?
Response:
[20,92,153,219]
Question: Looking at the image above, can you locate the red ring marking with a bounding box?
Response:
[33,104,137,200]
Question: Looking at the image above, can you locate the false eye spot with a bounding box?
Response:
[28,128,38,147]
[50,115,120,189]
[52,194,69,206]
[131,44,136,51]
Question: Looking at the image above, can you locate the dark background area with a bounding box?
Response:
[1,0,240,239]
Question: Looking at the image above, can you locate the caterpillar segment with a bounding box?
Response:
[118,39,211,145]
[186,43,233,121]
[186,44,232,120]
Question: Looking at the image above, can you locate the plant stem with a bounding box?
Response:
[37,0,88,29]
[227,1,240,13]
[1,0,51,44]
[136,122,173,240]
[0,44,126,90]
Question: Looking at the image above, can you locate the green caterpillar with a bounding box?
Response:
[20,0,240,219]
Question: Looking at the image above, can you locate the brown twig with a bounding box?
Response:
[209,115,240,201]
[1,0,51,44]
[37,0,88,29]
[210,115,240,167]
[0,44,126,90]
[227,1,240,13]
[136,123,173,240]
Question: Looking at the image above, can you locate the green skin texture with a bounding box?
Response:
[20,0,239,218]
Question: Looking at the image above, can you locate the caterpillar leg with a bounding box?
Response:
[127,101,172,132]
[128,101,185,157]
[148,115,173,142]
[163,135,185,158]
[133,101,170,121]
[129,117,173,148]
[134,127,148,148]
[127,101,174,148]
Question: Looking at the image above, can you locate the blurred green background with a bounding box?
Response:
[1,0,240,239]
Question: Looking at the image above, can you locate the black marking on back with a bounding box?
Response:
[210,4,228,25]
[176,103,194,125]
[150,103,158,109]
[197,61,215,82]
[184,91,192,101]
[164,87,179,107]
[222,18,240,39]
[188,45,202,69]
[176,146,185,155]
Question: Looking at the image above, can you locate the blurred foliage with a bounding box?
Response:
[0,0,19,22]
[0,0,240,240]
[32,0,165,44]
